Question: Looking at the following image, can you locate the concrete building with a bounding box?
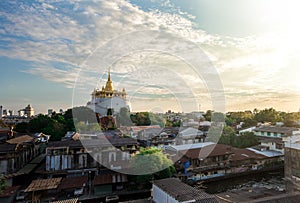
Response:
[48,109,53,116]
[283,133,300,192]
[254,126,300,154]
[87,70,130,116]
[24,104,34,117]
[254,126,300,138]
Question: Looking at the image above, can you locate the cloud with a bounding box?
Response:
[0,0,297,111]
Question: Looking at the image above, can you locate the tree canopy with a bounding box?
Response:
[218,127,259,148]
[15,106,98,140]
[131,147,176,185]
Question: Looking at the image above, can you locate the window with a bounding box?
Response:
[261,132,265,135]
[267,132,271,136]
[274,132,277,137]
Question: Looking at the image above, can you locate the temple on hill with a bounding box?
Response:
[87,69,131,116]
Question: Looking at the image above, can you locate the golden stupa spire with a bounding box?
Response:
[105,68,114,92]
[108,68,111,81]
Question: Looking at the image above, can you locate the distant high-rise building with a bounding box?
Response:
[18,109,25,117]
[48,109,53,116]
[3,109,8,116]
[8,110,14,116]
[24,104,34,117]
[0,106,2,118]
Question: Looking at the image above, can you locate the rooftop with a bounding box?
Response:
[254,126,299,135]
[165,142,215,151]
[59,176,88,190]
[247,148,283,158]
[25,177,62,192]
[47,136,138,148]
[52,198,78,203]
[153,178,219,202]
[178,144,234,160]
[6,135,35,144]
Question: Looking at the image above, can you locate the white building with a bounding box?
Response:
[87,70,130,116]
[253,126,300,153]
[254,126,300,138]
[23,104,34,117]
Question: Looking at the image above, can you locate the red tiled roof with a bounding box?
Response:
[59,176,88,190]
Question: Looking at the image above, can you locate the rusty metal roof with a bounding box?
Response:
[25,177,62,192]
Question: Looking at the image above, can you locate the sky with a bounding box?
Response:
[0,0,299,114]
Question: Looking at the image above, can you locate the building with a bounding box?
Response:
[48,109,53,116]
[254,126,300,153]
[24,104,34,117]
[87,70,130,116]
[0,105,2,118]
[283,133,300,192]
[176,127,205,145]
[254,126,300,138]
[152,178,219,203]
[0,135,43,186]
[166,143,282,181]
[41,134,138,200]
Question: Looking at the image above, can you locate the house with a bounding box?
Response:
[45,136,138,173]
[42,135,138,199]
[58,176,88,197]
[137,127,177,147]
[254,126,300,153]
[93,170,128,196]
[0,135,41,186]
[254,126,300,138]
[119,125,161,138]
[176,127,205,145]
[167,143,281,181]
[25,177,62,202]
[152,178,219,203]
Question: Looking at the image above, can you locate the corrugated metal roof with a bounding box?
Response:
[52,198,78,203]
[6,135,34,144]
[25,177,62,192]
[59,176,88,190]
[154,178,219,202]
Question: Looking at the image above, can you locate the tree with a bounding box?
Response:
[204,110,213,121]
[218,128,259,148]
[235,132,259,148]
[0,175,6,193]
[130,112,151,126]
[116,107,132,127]
[131,147,175,187]
[14,122,29,133]
[149,113,165,127]
[254,108,282,123]
[218,126,236,146]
